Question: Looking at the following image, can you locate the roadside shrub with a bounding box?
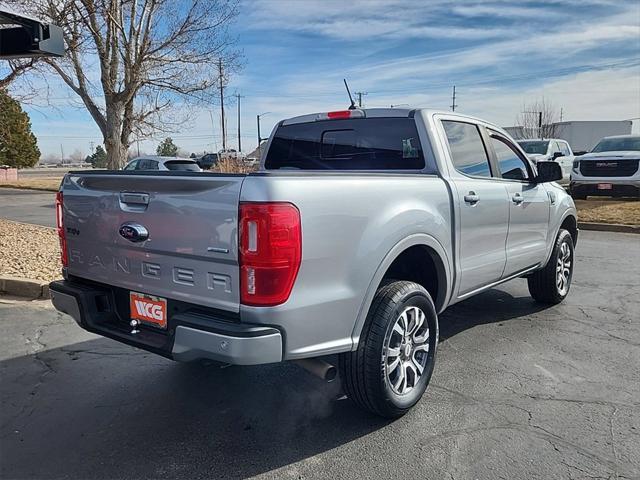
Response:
[214,157,259,174]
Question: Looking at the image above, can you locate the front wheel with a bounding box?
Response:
[527,229,575,304]
[339,281,438,418]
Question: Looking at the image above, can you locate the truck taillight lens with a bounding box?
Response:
[239,202,301,306]
[55,191,68,267]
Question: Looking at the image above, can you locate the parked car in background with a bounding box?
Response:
[50,108,576,418]
[124,156,202,172]
[570,134,640,199]
[518,139,574,186]
[197,153,218,170]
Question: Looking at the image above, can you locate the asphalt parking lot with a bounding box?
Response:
[1,230,639,479]
[0,188,56,228]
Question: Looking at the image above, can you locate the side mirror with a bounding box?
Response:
[536,161,563,183]
[552,151,563,160]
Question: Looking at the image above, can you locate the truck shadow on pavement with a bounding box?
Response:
[439,287,549,340]
[1,288,548,479]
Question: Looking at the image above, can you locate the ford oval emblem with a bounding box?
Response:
[119,223,149,243]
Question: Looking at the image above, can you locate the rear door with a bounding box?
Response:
[486,132,550,275]
[440,119,509,297]
[62,173,244,312]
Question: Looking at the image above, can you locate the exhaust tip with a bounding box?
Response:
[325,365,337,382]
[293,358,338,383]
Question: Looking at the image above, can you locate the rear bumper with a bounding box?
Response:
[49,280,282,365]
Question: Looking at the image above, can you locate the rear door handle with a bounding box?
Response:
[512,193,524,205]
[464,192,479,204]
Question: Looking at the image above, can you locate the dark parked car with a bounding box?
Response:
[197,153,219,170]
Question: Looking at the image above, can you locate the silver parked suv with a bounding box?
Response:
[49,108,577,417]
[570,135,640,199]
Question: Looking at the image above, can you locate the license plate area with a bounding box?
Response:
[597,183,613,190]
[129,291,168,329]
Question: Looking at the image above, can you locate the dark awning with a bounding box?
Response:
[0,8,63,58]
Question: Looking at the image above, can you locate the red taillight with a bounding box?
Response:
[239,202,301,306]
[327,110,352,119]
[55,191,68,267]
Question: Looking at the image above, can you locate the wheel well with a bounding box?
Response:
[381,245,444,309]
[560,215,578,246]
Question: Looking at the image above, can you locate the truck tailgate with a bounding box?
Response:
[61,172,244,313]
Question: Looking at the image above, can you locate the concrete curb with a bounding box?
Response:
[0,184,58,192]
[578,222,639,234]
[0,276,50,300]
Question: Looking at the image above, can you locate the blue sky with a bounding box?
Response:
[21,0,640,158]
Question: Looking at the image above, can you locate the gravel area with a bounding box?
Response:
[0,219,62,281]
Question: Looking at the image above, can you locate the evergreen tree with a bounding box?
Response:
[89,145,108,168]
[156,137,178,157]
[0,89,40,167]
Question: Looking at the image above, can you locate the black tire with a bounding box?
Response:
[527,229,575,304]
[339,281,438,418]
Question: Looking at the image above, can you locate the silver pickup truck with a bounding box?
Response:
[50,108,577,418]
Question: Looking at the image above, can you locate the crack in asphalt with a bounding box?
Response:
[428,384,639,478]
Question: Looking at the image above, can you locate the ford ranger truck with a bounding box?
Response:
[49,108,578,418]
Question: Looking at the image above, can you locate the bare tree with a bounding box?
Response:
[515,98,560,140]
[0,59,38,89]
[7,0,239,168]
[70,148,85,162]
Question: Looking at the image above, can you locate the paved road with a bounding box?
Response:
[1,231,639,479]
[0,188,56,227]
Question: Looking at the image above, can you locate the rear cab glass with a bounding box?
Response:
[264,117,425,170]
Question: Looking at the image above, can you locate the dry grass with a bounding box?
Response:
[576,198,640,225]
[0,219,62,282]
[213,157,259,174]
[0,177,63,191]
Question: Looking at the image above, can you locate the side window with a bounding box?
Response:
[550,141,561,156]
[560,142,571,156]
[135,159,148,170]
[490,136,531,181]
[442,121,492,178]
[124,160,138,170]
[148,160,159,170]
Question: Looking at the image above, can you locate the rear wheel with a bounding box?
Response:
[339,281,438,418]
[528,229,574,304]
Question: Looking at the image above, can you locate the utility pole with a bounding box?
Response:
[354,91,367,107]
[560,107,564,122]
[450,86,458,112]
[89,141,95,155]
[218,59,226,152]
[257,112,270,158]
[60,144,64,165]
[523,110,544,139]
[538,111,543,139]
[235,93,244,153]
[256,115,261,150]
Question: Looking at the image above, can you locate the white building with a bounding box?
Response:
[504,120,632,153]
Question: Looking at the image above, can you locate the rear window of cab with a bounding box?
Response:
[264,118,425,170]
